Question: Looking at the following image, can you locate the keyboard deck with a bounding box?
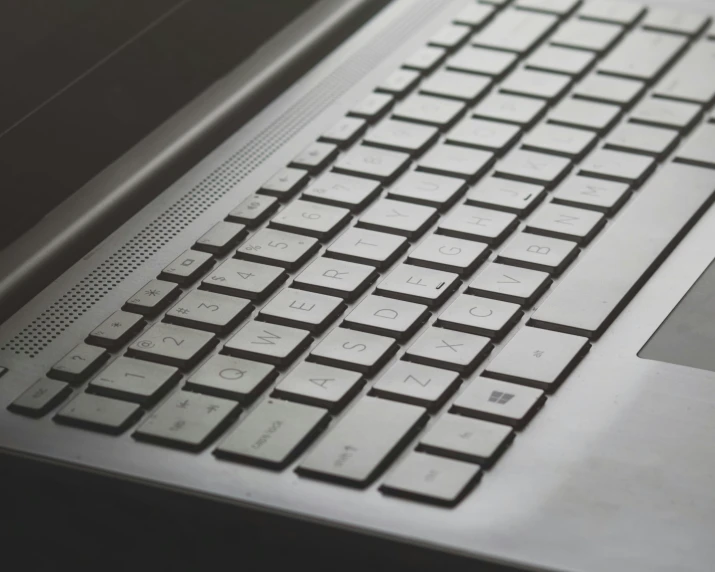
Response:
[6,0,715,508]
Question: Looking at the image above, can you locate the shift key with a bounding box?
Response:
[297,396,428,487]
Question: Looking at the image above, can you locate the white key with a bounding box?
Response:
[274,362,363,411]
[302,173,380,211]
[466,177,545,215]
[527,45,595,76]
[376,263,460,307]
[293,257,377,300]
[372,361,460,410]
[437,294,522,338]
[675,123,715,169]
[438,204,517,245]
[605,123,678,159]
[259,287,343,332]
[642,7,709,36]
[270,200,350,239]
[405,327,492,373]
[343,295,429,339]
[629,98,701,132]
[326,227,407,268]
[358,198,437,238]
[236,228,318,269]
[310,327,397,373]
[526,203,605,244]
[467,263,551,305]
[407,234,489,275]
[472,9,558,53]
[578,0,645,25]
[496,232,578,275]
[579,148,655,186]
[548,98,620,133]
[202,259,285,301]
[550,19,623,52]
[187,355,276,402]
[224,321,311,366]
[551,175,629,214]
[654,42,715,105]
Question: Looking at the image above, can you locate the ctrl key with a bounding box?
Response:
[8,378,72,418]
[380,452,481,507]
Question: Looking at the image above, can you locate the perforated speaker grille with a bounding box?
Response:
[2,0,444,358]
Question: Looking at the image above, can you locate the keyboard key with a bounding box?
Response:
[451,377,546,429]
[203,259,286,301]
[515,0,578,15]
[259,287,343,332]
[419,414,513,467]
[227,194,279,227]
[572,74,644,107]
[551,175,630,214]
[405,327,491,373]
[302,173,381,211]
[363,119,439,155]
[494,148,571,187]
[236,228,318,270]
[642,7,709,36]
[348,92,394,122]
[548,99,620,133]
[290,142,338,174]
[128,323,216,369]
[393,94,465,129]
[259,167,310,198]
[407,234,488,275]
[186,355,276,402]
[446,118,521,154]
[468,263,551,305]
[8,378,72,418]
[549,19,623,52]
[654,42,715,104]
[376,263,460,307]
[376,69,421,98]
[310,327,397,373]
[674,123,715,170]
[224,321,311,366]
[358,198,437,238]
[472,9,557,53]
[165,290,251,333]
[194,221,247,255]
[485,326,589,391]
[273,362,363,411]
[447,46,517,78]
[270,200,350,240]
[597,29,687,82]
[293,257,377,300]
[527,45,595,77]
[419,70,492,103]
[429,24,472,50]
[522,123,596,160]
[402,45,446,74]
[320,116,367,147]
[343,295,429,339]
[579,148,655,186]
[438,294,521,339]
[438,204,518,245]
[134,390,239,451]
[466,177,545,215]
[333,146,410,183]
[605,123,678,159]
[49,343,109,383]
[372,361,460,411]
[124,279,179,316]
[417,144,494,180]
[499,68,571,102]
[454,3,495,27]
[629,98,701,132]
[326,227,407,268]
[89,357,179,404]
[526,203,606,244]
[297,396,428,486]
[215,398,329,468]
[531,164,715,338]
[86,310,144,349]
[380,451,482,507]
[56,393,141,434]
[388,171,467,209]
[578,0,645,25]
[159,250,214,285]
[473,92,545,127]
[496,232,578,275]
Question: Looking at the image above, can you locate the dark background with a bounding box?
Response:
[0,0,317,249]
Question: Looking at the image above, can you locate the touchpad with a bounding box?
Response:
[640,258,715,372]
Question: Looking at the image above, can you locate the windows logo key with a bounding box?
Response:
[488,391,514,405]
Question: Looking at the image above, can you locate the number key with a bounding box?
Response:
[270,200,350,240]
[259,167,309,198]
[290,142,338,174]
[128,323,216,369]
[302,173,381,211]
[202,259,286,301]
[88,357,179,404]
[236,228,319,269]
[194,221,247,255]
[165,290,252,333]
[227,194,279,227]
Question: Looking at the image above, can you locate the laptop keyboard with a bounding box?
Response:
[10,0,715,507]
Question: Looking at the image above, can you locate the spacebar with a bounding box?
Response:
[530,164,715,339]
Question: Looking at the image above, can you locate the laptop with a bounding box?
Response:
[1,0,715,569]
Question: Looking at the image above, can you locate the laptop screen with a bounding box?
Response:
[0,0,319,249]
